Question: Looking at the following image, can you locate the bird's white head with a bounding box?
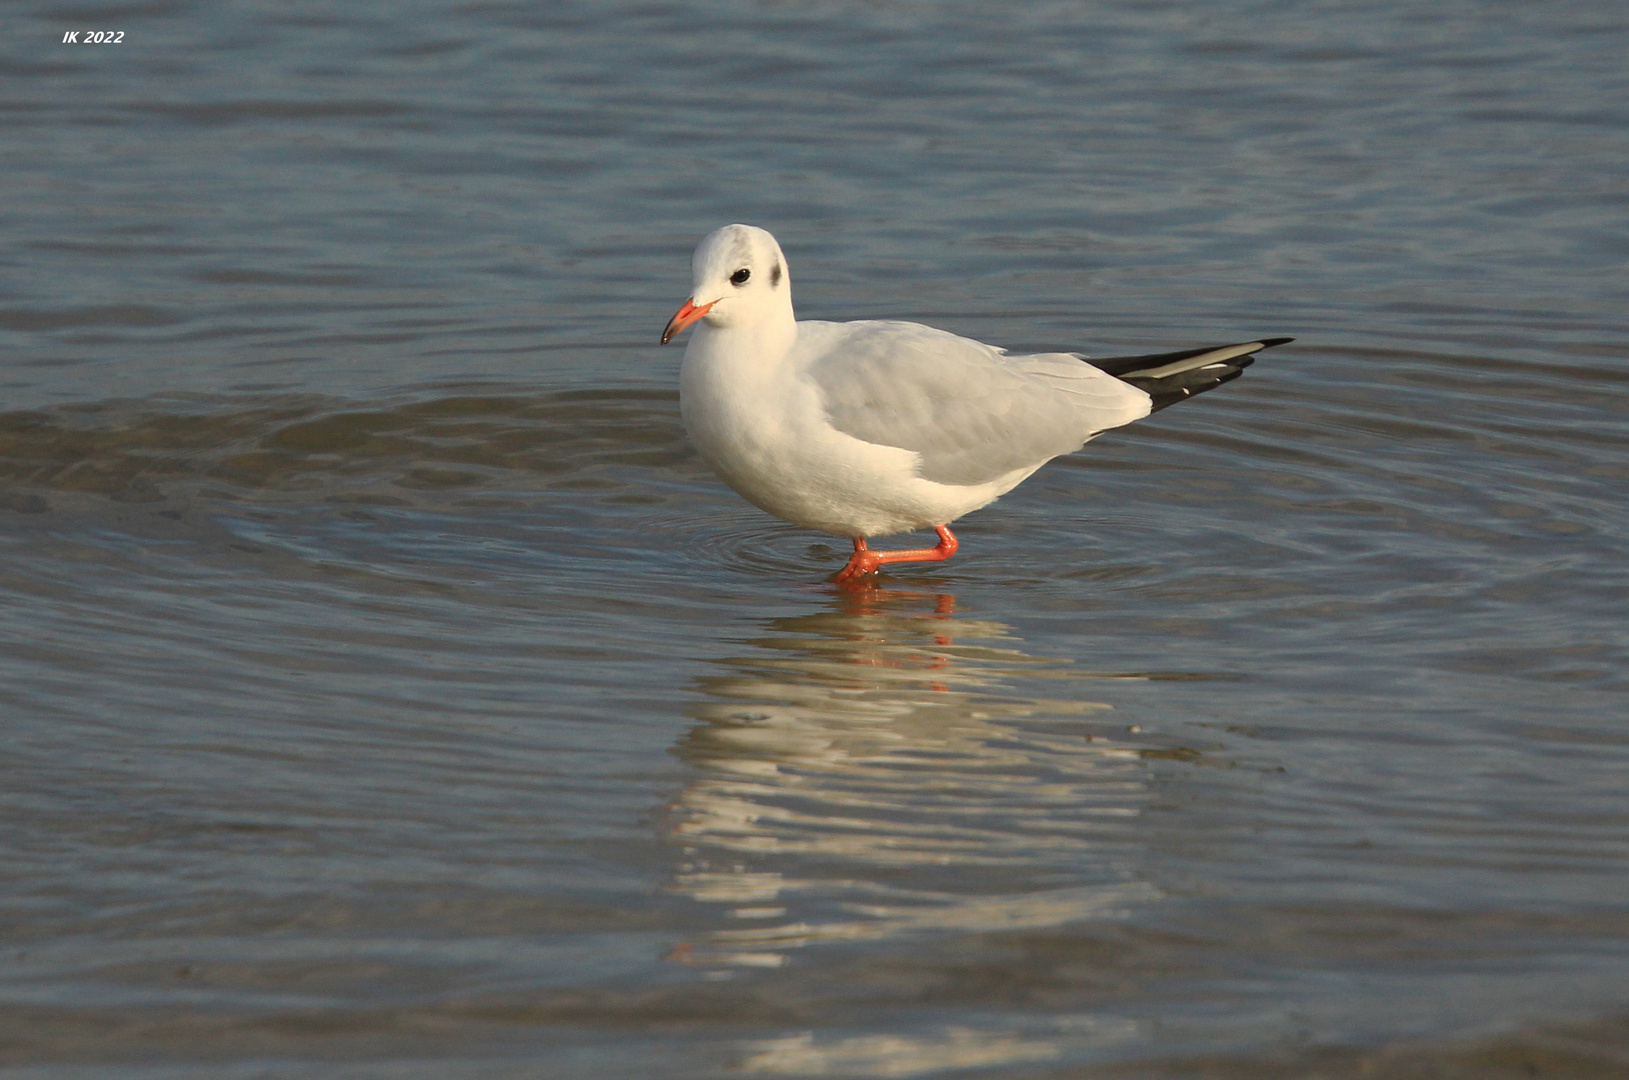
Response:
[661,224,793,345]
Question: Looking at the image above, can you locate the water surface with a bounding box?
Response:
[3,1,1628,1076]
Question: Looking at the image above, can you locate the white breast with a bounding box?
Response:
[679,322,1018,537]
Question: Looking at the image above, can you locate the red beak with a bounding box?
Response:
[660,298,717,345]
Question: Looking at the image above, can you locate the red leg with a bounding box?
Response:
[834,525,959,585]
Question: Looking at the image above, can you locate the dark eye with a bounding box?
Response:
[730,268,751,285]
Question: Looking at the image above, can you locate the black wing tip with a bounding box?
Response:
[1084,336,1294,379]
[1115,338,1292,414]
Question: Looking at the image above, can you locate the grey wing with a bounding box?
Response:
[806,321,1151,487]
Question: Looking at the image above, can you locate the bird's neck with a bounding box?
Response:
[691,306,798,370]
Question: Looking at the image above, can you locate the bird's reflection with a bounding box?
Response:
[664,587,1161,971]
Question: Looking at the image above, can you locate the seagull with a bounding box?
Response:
[661,224,1290,585]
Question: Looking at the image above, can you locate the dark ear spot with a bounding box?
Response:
[770,262,782,287]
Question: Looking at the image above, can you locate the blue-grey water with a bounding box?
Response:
[4,1,1629,1076]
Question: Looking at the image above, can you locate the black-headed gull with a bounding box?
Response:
[662,224,1290,584]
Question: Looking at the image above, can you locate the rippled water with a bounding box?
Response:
[4,1,1629,1076]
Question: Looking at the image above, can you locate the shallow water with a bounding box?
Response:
[4,1,1629,1076]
